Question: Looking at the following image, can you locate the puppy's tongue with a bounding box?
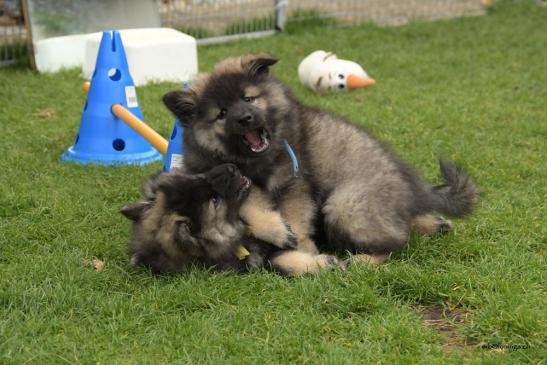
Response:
[244,129,261,147]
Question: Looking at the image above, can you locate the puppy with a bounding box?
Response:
[121,164,337,275]
[162,54,479,264]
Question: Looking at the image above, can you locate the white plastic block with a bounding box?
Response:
[34,34,89,72]
[83,28,198,86]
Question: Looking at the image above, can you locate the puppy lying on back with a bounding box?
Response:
[121,164,337,275]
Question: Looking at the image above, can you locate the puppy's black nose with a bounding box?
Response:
[238,113,253,126]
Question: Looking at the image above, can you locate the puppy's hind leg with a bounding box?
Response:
[269,250,339,276]
[341,253,391,270]
[322,182,411,257]
[411,214,453,235]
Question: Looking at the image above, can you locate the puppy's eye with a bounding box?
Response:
[243,96,255,103]
[338,74,344,79]
[212,195,222,208]
[217,108,227,120]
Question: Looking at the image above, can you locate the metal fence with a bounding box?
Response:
[286,0,485,26]
[1,0,489,67]
[0,0,27,67]
[159,0,282,45]
[159,0,486,43]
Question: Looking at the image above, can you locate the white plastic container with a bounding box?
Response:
[83,28,198,86]
[33,28,197,85]
[34,34,89,72]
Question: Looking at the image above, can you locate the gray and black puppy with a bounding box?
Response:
[121,164,337,275]
[162,54,479,265]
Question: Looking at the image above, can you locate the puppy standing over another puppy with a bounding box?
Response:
[162,54,479,265]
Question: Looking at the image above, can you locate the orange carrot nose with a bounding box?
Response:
[346,74,376,89]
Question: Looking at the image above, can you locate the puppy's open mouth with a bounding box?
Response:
[239,176,251,190]
[242,128,270,154]
[238,176,251,199]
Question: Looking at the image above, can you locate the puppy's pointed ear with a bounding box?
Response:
[241,54,279,77]
[162,89,197,125]
[139,171,163,200]
[156,173,184,198]
[120,201,152,222]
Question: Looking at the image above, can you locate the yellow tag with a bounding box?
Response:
[235,245,250,260]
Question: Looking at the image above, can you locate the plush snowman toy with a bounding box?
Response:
[298,50,375,93]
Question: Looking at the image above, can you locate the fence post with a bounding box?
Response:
[274,0,288,31]
[20,0,35,70]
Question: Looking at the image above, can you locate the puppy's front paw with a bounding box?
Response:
[261,219,298,249]
[282,223,298,249]
[246,252,265,270]
[243,209,299,249]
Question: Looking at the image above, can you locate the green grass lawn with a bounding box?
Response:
[1,2,545,364]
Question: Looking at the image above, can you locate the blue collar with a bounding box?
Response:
[283,139,299,177]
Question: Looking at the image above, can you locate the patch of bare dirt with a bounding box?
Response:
[417,305,470,352]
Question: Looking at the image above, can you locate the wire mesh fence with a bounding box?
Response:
[286,0,486,27]
[159,0,487,43]
[0,0,27,67]
[159,0,280,45]
[1,0,491,67]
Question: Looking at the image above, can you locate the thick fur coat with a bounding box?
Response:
[162,54,478,264]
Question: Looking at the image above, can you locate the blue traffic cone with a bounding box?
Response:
[163,82,190,172]
[162,119,185,172]
[61,31,162,165]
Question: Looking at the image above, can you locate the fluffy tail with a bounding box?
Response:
[426,160,479,218]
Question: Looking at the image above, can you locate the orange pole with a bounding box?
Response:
[83,82,168,155]
[111,104,168,155]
